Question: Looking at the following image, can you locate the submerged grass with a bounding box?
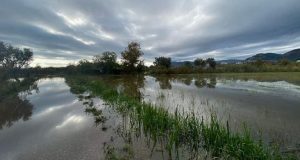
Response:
[66,76,296,160]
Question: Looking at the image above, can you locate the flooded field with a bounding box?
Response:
[0,72,300,159]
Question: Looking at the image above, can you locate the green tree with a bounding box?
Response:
[153,57,171,68]
[0,41,33,70]
[206,58,216,69]
[194,58,206,68]
[184,61,193,68]
[136,61,145,73]
[93,51,119,74]
[253,59,264,67]
[78,59,95,74]
[278,59,290,66]
[121,41,144,73]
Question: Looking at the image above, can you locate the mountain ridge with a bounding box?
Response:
[170,48,300,66]
[246,48,300,61]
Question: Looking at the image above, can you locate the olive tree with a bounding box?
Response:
[154,57,171,68]
[93,51,119,74]
[121,41,144,73]
[0,41,33,70]
[194,58,206,68]
[206,58,217,69]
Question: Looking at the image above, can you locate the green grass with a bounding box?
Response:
[149,63,300,74]
[66,76,297,160]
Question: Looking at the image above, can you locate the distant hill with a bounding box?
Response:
[246,48,300,61]
[283,49,300,61]
[171,59,243,67]
[246,53,281,61]
[171,61,186,67]
[171,61,193,67]
[170,49,300,67]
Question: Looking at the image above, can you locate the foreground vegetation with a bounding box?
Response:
[66,76,296,159]
[149,61,300,74]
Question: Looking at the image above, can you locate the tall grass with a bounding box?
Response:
[149,63,300,74]
[66,76,296,159]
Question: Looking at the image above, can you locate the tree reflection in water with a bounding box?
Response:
[154,75,172,89]
[194,77,217,88]
[153,75,217,89]
[66,76,179,160]
[0,77,38,129]
[99,75,145,101]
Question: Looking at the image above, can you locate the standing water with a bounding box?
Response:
[0,73,300,159]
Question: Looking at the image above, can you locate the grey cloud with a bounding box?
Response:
[0,0,299,66]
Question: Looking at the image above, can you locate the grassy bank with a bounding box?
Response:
[149,63,300,74]
[66,76,296,159]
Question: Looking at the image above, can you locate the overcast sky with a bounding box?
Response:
[1,0,300,67]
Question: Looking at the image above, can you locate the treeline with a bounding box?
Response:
[149,59,300,74]
[1,41,300,78]
[65,43,219,75]
[0,41,146,77]
[65,41,145,74]
[149,57,217,74]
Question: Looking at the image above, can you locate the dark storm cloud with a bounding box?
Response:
[0,0,299,66]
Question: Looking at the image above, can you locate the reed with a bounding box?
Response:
[66,76,296,160]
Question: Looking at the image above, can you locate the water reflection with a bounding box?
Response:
[175,76,194,86]
[150,73,300,150]
[0,78,111,160]
[100,75,145,100]
[89,73,300,150]
[1,73,300,159]
[65,76,186,159]
[153,75,217,89]
[0,77,38,129]
[154,75,172,89]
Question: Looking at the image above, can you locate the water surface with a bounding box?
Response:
[0,73,300,159]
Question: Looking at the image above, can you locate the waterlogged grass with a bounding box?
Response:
[66,76,296,159]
